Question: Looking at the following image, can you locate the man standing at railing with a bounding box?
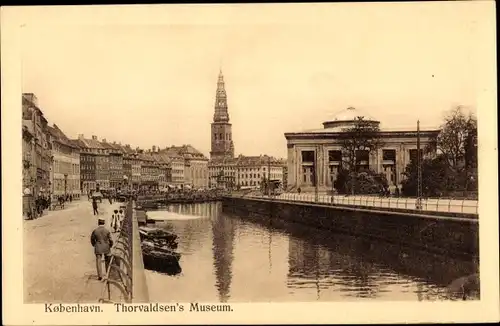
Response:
[90,218,114,281]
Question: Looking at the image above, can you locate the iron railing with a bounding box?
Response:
[241,193,479,215]
[98,201,134,303]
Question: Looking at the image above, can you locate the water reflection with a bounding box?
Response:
[144,203,478,302]
[211,205,236,302]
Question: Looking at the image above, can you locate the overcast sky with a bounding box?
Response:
[20,3,487,158]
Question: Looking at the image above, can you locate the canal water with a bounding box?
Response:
[143,202,478,302]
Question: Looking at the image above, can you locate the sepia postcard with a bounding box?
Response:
[1,2,499,325]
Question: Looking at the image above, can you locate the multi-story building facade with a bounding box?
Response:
[22,93,52,196]
[156,150,184,187]
[47,124,81,198]
[150,151,171,189]
[120,144,135,190]
[284,107,440,192]
[138,152,158,190]
[22,116,35,196]
[210,70,234,160]
[74,135,109,192]
[208,158,237,189]
[77,145,97,195]
[101,140,124,190]
[209,155,285,189]
[131,151,141,189]
[162,145,209,189]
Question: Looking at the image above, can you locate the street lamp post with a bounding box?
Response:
[314,145,319,202]
[64,174,68,197]
[416,120,423,210]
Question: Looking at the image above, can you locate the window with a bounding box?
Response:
[301,151,315,163]
[328,150,342,162]
[383,149,396,162]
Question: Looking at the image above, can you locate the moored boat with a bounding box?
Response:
[141,241,182,275]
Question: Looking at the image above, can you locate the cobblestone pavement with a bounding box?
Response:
[24,199,124,303]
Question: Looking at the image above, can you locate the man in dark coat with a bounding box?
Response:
[92,198,99,215]
[90,218,113,280]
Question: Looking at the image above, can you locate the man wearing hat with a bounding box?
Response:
[90,217,114,280]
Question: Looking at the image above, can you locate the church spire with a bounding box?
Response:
[213,69,230,123]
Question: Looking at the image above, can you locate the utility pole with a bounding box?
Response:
[315,146,319,202]
[267,156,271,196]
[416,120,422,210]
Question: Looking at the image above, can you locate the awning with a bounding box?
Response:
[167,185,175,188]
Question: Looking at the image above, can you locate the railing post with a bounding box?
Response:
[448,199,452,213]
[461,199,465,213]
[436,198,440,212]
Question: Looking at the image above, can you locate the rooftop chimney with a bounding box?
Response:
[152,146,156,152]
[113,141,116,144]
[92,135,97,140]
[103,138,107,143]
[78,134,84,140]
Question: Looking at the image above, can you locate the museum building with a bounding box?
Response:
[284,107,440,193]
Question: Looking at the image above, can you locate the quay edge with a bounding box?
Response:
[221,196,479,261]
[132,205,150,303]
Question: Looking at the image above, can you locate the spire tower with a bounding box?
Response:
[210,69,234,159]
[213,70,230,122]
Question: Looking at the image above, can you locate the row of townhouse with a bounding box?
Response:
[208,154,287,189]
[22,93,210,197]
[73,135,210,194]
[22,93,82,200]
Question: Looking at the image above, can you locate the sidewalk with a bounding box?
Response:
[24,199,124,303]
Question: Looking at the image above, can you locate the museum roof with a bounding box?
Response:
[290,125,440,134]
[325,106,377,123]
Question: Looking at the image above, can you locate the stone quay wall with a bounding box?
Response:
[222,196,479,260]
[131,203,150,303]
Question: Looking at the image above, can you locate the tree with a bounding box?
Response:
[431,106,477,174]
[338,115,384,194]
[401,155,453,197]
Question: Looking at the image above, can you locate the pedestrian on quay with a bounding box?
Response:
[92,197,99,215]
[108,195,112,205]
[118,209,125,230]
[111,209,120,233]
[90,217,114,281]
